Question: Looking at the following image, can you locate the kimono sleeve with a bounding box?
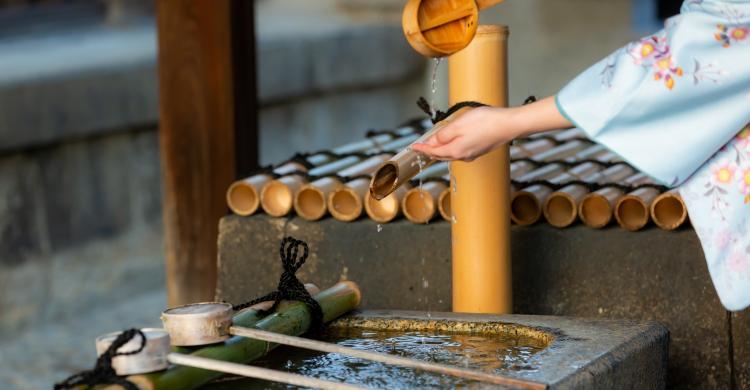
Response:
[556,1,750,186]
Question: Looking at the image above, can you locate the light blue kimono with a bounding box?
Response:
[557,0,750,311]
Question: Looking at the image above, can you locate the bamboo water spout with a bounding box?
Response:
[369,108,473,201]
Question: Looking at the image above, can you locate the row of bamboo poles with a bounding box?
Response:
[227,123,688,231]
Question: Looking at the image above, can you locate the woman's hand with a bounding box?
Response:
[411,96,573,162]
[411,106,519,162]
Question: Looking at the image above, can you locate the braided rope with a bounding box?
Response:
[55,329,146,390]
[232,237,324,330]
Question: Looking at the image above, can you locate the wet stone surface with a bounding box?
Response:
[217,214,746,388]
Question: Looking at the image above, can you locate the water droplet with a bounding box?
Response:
[422,278,429,289]
[377,224,383,233]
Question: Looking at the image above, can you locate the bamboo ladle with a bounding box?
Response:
[403,0,505,57]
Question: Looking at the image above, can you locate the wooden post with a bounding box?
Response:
[449,25,512,314]
[156,0,258,306]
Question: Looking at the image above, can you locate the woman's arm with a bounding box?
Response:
[411,96,573,161]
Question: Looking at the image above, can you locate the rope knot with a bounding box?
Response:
[232,236,324,330]
[55,328,146,390]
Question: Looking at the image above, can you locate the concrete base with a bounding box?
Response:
[217,215,745,388]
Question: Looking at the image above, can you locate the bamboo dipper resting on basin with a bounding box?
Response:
[411,1,750,312]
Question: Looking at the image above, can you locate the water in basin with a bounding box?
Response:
[202,326,547,389]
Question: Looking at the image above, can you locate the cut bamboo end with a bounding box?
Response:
[543,192,578,228]
[364,192,401,223]
[95,328,170,376]
[511,191,541,226]
[294,178,342,221]
[402,189,437,224]
[328,187,364,222]
[261,176,306,217]
[260,181,293,217]
[438,187,451,222]
[336,280,362,308]
[651,192,687,230]
[365,184,411,223]
[294,186,328,221]
[615,195,650,231]
[161,302,234,346]
[370,162,399,201]
[226,177,267,216]
[579,193,614,229]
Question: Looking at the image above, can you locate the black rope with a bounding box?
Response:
[232,237,324,330]
[417,97,487,124]
[54,329,146,390]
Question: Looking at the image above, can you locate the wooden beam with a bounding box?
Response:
[231,0,259,179]
[156,0,255,306]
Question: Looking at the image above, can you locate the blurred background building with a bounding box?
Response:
[0,0,675,388]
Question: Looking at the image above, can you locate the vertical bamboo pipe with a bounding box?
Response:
[449,25,510,314]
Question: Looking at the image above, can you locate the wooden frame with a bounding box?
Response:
[156,0,258,306]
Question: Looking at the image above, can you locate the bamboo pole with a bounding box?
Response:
[578,173,651,229]
[449,25,511,314]
[650,190,688,230]
[118,282,361,390]
[543,163,634,228]
[230,326,547,389]
[531,139,590,163]
[166,353,365,390]
[509,138,556,160]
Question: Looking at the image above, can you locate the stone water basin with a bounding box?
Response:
[203,310,668,389]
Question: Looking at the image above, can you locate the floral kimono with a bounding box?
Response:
[556,0,750,311]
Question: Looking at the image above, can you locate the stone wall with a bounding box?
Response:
[0,1,426,335]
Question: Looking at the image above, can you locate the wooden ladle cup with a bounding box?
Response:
[402,0,504,57]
